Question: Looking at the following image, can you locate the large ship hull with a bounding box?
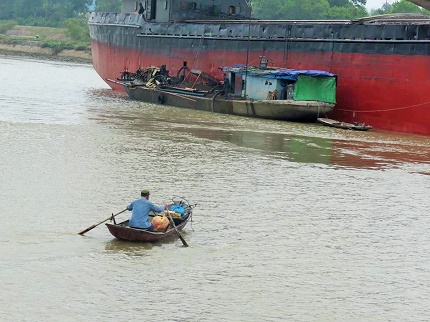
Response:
[89,13,430,135]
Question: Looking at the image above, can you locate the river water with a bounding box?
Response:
[0,56,429,321]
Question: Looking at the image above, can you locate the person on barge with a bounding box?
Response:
[138,3,145,15]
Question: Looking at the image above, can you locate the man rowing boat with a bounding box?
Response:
[127,189,165,230]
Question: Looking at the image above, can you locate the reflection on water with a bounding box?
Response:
[104,238,155,254]
[188,129,334,164]
[98,103,429,171]
[104,232,190,255]
[176,124,429,169]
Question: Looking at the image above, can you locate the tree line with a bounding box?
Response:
[0,0,428,27]
[252,0,429,19]
[0,0,121,27]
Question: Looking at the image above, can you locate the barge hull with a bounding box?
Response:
[89,14,430,135]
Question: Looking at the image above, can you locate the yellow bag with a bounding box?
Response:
[165,210,181,218]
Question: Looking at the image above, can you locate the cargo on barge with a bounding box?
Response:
[110,62,337,121]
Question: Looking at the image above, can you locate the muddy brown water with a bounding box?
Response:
[1,57,429,321]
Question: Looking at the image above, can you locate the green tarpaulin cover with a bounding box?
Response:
[294,76,336,103]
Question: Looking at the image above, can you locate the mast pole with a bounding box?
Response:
[244,1,252,99]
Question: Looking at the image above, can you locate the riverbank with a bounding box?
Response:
[0,25,92,64]
[0,44,92,64]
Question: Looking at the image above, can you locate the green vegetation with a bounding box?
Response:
[0,1,91,59]
[0,24,90,62]
[0,0,91,27]
[1,0,429,26]
[0,20,17,34]
[0,24,90,49]
[252,0,429,19]
[370,0,430,15]
[41,39,89,53]
[95,0,121,12]
[63,17,90,41]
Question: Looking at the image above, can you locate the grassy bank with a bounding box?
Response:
[0,25,92,64]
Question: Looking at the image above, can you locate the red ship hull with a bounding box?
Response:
[89,14,430,136]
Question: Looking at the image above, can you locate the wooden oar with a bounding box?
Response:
[166,210,189,247]
[78,209,127,235]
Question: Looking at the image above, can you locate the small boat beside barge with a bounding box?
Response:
[106,197,195,243]
[317,117,372,131]
[110,61,337,122]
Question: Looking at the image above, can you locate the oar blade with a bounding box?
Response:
[166,211,189,247]
[177,231,189,247]
[78,224,97,235]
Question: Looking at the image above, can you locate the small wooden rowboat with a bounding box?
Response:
[105,198,194,243]
[317,117,372,131]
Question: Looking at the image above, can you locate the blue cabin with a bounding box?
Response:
[221,64,337,103]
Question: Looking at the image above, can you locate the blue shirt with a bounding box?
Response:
[127,197,164,228]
